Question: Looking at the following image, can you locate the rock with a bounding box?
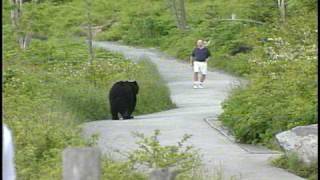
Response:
[63,147,101,180]
[275,124,318,165]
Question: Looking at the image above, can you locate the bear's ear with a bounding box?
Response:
[128,80,138,86]
[116,81,124,85]
[131,81,139,94]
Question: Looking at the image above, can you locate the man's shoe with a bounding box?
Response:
[193,84,198,89]
[198,84,204,88]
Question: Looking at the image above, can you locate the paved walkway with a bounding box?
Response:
[82,41,304,180]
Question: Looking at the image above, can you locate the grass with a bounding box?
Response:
[134,59,176,115]
[3,38,175,179]
[272,153,318,180]
[2,0,317,179]
[54,58,175,122]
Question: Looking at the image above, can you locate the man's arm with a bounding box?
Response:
[205,49,211,62]
[190,56,194,66]
[190,49,195,66]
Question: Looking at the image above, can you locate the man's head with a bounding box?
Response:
[196,40,204,48]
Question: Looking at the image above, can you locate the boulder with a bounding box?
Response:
[63,147,101,180]
[275,124,318,165]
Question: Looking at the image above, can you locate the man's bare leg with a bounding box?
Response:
[200,74,206,83]
[199,74,206,88]
[193,72,199,88]
[193,72,199,82]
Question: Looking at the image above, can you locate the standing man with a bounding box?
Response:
[190,40,211,88]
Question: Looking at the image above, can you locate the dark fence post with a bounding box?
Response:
[63,147,101,180]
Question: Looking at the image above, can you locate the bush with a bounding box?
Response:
[3,37,174,178]
[101,157,147,180]
[272,153,318,180]
[128,130,201,171]
[219,28,317,146]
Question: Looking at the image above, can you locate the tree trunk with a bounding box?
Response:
[168,0,187,31]
[231,13,236,20]
[169,0,181,29]
[85,0,96,87]
[278,0,286,23]
[86,0,94,65]
[9,0,20,28]
[9,0,32,50]
[178,0,187,30]
[18,35,31,50]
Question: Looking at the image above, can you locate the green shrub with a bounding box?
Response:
[128,130,201,171]
[209,54,251,76]
[272,153,318,180]
[3,37,174,178]
[100,130,214,180]
[101,157,147,180]
[219,31,317,146]
[3,0,317,178]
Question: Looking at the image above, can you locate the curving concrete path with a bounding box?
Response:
[82,41,304,180]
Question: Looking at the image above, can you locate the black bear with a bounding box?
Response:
[230,45,253,56]
[109,81,139,120]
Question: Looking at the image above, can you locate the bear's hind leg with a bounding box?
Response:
[111,107,119,120]
[112,113,119,120]
[121,111,133,120]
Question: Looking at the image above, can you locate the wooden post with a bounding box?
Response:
[63,147,101,180]
[149,167,179,180]
[231,13,236,20]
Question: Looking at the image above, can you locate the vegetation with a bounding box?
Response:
[91,130,200,180]
[2,0,317,179]
[128,130,200,172]
[3,39,173,178]
[101,158,147,180]
[272,153,318,180]
[91,0,317,176]
[92,0,317,147]
[3,0,173,178]
[101,130,235,180]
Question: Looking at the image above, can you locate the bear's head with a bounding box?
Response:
[116,80,139,95]
[129,80,139,95]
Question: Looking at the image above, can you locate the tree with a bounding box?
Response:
[84,0,97,87]
[9,0,32,50]
[167,0,187,30]
[277,0,286,23]
[85,0,94,65]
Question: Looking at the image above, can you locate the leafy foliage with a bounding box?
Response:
[101,130,202,180]
[219,20,317,146]
[128,130,201,171]
[101,158,147,180]
[3,0,174,178]
[2,0,317,178]
[272,153,318,180]
[92,0,317,148]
